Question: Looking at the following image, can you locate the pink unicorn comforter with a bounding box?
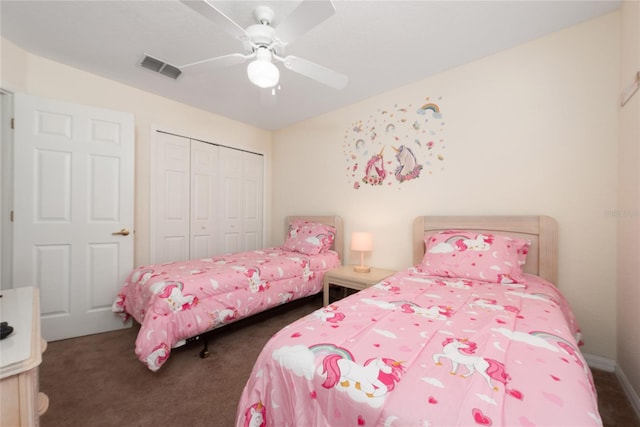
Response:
[236,268,601,426]
[113,248,340,371]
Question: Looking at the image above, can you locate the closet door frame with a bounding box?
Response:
[150,128,265,265]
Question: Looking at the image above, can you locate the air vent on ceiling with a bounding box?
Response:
[139,54,182,80]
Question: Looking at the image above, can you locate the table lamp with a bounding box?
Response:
[351,232,373,273]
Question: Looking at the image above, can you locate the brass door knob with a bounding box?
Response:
[112,228,131,236]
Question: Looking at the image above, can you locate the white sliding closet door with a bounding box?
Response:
[218,147,243,253]
[242,150,264,251]
[152,131,263,263]
[153,132,190,263]
[218,147,263,254]
[190,140,218,259]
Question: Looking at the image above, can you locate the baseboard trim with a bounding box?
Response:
[582,353,640,421]
[583,352,616,372]
[615,366,640,421]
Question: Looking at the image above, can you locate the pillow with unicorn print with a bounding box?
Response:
[419,230,530,284]
[283,220,336,255]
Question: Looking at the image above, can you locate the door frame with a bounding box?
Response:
[1,89,15,290]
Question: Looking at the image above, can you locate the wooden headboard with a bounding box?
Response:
[412,216,558,284]
[285,216,344,263]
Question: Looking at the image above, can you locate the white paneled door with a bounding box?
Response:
[13,94,134,341]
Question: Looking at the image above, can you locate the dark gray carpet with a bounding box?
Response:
[40,293,639,427]
[40,295,323,427]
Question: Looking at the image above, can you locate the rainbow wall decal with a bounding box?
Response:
[420,103,440,113]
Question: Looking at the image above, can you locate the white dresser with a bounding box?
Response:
[0,287,49,426]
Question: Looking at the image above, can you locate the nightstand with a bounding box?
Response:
[323,265,396,306]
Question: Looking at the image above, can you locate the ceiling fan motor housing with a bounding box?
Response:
[244,24,277,53]
[254,6,275,25]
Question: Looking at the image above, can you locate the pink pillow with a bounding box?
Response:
[419,230,530,284]
[283,221,336,255]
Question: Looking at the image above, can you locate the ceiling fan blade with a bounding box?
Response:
[179,53,249,71]
[281,56,348,90]
[180,0,247,40]
[275,0,336,44]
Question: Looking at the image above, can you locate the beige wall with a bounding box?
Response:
[0,38,272,267]
[272,12,620,360]
[617,1,640,410]
[1,7,633,398]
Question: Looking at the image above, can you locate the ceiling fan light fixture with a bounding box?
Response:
[247,48,280,88]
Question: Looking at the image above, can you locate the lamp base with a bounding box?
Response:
[353,265,371,273]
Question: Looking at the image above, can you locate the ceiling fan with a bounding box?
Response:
[178,0,348,90]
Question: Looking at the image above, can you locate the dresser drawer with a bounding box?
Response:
[0,287,48,426]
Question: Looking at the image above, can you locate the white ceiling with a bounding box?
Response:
[0,0,620,131]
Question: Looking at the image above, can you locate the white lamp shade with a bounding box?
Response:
[351,232,373,252]
[247,59,280,88]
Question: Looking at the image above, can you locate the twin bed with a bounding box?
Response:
[113,214,601,426]
[235,216,602,426]
[113,215,343,371]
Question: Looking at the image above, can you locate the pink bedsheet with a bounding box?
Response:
[236,268,601,426]
[113,248,340,371]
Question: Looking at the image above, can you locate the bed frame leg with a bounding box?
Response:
[199,335,209,359]
[186,334,210,359]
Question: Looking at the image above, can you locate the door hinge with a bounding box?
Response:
[10,211,14,222]
[11,118,14,129]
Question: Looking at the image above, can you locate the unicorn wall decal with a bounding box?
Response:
[344,98,446,190]
[392,145,422,182]
[362,147,387,186]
